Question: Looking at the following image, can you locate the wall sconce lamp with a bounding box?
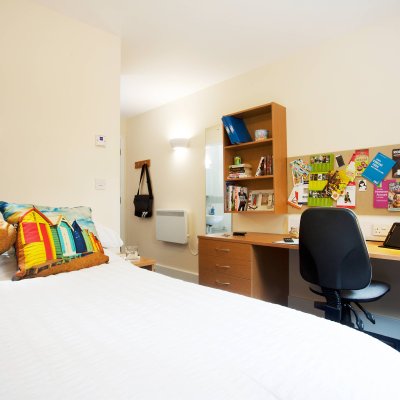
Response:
[169,138,190,150]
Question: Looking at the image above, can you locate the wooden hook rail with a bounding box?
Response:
[135,159,151,169]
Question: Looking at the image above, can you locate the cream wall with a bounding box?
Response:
[0,0,121,233]
[125,16,400,273]
[120,117,128,242]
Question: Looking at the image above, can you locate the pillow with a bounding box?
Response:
[0,220,16,255]
[0,201,109,280]
[95,223,123,248]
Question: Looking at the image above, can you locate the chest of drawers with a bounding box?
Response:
[199,239,252,296]
[198,234,290,305]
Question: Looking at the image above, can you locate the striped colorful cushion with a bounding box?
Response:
[0,202,108,280]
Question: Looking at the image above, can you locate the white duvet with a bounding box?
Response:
[0,252,399,400]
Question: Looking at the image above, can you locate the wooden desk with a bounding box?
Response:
[366,242,400,261]
[198,233,400,305]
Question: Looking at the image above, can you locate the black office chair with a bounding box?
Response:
[299,207,390,331]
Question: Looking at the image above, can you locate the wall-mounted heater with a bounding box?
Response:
[156,209,188,244]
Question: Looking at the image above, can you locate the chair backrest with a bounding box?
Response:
[299,208,371,290]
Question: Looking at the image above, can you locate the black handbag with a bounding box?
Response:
[133,164,154,218]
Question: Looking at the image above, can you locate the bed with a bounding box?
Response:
[0,251,399,400]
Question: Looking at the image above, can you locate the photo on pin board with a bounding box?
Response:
[337,182,356,209]
[358,179,367,191]
[392,148,400,178]
[388,182,400,211]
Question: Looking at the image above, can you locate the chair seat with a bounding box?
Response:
[310,280,390,303]
[341,280,390,302]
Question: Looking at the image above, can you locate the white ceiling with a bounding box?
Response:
[33,0,400,117]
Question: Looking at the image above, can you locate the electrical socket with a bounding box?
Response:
[372,225,390,237]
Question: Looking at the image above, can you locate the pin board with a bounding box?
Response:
[287,144,400,215]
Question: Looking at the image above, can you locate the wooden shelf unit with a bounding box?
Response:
[223,102,287,214]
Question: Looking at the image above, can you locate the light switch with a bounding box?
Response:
[95,179,106,190]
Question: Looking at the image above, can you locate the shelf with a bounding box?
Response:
[224,138,273,150]
[222,102,287,214]
[226,175,273,182]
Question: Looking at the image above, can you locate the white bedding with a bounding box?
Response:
[0,252,399,400]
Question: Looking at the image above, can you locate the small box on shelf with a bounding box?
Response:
[255,129,269,141]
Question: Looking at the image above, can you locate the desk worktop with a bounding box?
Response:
[365,242,400,261]
[199,233,400,262]
[199,232,296,249]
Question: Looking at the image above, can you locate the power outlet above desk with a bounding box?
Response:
[288,214,399,242]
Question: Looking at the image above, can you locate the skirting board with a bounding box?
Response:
[154,264,199,284]
[289,295,400,340]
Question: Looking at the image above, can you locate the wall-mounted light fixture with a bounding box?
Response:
[169,138,190,150]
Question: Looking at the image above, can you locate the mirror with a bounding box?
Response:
[205,125,232,234]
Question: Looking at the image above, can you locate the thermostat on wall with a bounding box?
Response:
[95,135,107,146]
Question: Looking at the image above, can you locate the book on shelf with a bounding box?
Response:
[247,190,274,211]
[222,115,252,144]
[228,163,252,179]
[225,184,248,211]
[266,155,273,175]
[255,155,273,176]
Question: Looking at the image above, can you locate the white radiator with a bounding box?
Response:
[156,209,188,244]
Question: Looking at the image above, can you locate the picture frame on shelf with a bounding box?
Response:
[247,190,274,211]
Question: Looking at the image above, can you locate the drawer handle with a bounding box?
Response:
[215,248,230,253]
[215,280,231,286]
[215,264,231,269]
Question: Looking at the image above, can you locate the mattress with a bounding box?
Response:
[0,252,399,400]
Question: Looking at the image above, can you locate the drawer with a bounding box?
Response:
[199,255,251,279]
[199,269,251,297]
[199,239,252,279]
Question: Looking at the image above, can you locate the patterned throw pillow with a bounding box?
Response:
[0,202,109,280]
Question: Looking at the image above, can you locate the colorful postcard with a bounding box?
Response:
[392,148,400,178]
[290,159,311,186]
[309,153,334,173]
[287,184,308,209]
[362,152,395,186]
[337,182,356,209]
[388,182,400,211]
[346,157,357,182]
[326,170,351,200]
[354,149,369,176]
[374,179,396,208]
